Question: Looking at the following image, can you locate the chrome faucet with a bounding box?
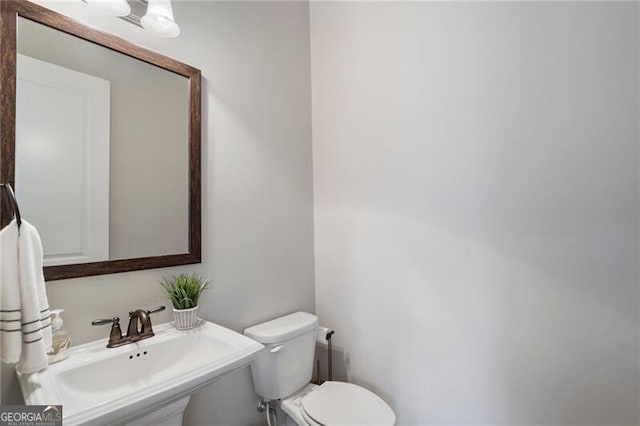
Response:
[93,306,166,348]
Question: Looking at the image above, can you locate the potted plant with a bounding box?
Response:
[160,273,211,329]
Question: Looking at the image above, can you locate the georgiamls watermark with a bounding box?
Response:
[0,405,62,426]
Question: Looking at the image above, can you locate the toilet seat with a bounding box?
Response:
[300,381,395,425]
[300,409,323,426]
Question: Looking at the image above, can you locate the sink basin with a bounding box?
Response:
[18,320,264,425]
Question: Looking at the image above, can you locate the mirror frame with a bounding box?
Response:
[0,0,202,280]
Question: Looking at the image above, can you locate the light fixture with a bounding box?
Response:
[141,0,181,38]
[84,0,182,39]
[84,0,131,17]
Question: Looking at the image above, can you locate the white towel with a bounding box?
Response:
[1,220,21,364]
[0,219,52,374]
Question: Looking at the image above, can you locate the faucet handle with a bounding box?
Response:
[92,317,127,348]
[147,306,166,315]
[140,306,165,337]
[92,317,120,326]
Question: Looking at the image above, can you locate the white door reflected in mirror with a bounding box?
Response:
[16,54,110,267]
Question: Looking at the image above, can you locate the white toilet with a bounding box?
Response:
[244,312,396,425]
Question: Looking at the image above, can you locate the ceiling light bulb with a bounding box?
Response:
[141,0,181,38]
[85,0,131,17]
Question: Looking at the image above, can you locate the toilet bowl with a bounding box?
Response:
[244,312,395,425]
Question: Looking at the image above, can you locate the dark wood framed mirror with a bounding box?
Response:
[0,0,201,280]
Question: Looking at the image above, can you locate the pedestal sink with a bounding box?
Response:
[17,320,264,425]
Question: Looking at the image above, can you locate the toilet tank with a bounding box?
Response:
[244,312,318,400]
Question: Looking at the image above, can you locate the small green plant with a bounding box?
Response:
[160,273,211,310]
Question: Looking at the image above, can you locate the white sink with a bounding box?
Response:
[18,320,264,425]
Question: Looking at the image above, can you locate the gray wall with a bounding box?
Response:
[2,2,315,425]
[310,2,639,425]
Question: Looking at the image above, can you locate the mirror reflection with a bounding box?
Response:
[16,17,190,267]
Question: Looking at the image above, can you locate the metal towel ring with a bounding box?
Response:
[0,183,22,228]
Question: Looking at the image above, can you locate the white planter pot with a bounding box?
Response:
[173,306,198,330]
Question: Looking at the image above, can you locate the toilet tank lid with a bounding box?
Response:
[244,312,318,344]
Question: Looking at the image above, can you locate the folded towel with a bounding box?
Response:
[1,221,21,364]
[1,219,52,374]
[17,220,52,373]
